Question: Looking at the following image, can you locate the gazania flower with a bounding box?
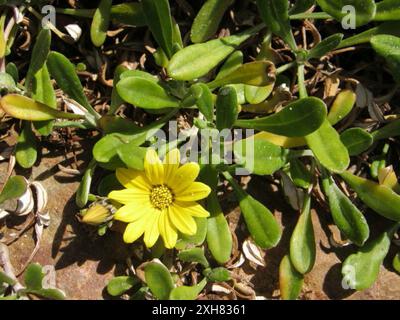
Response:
[108,148,211,249]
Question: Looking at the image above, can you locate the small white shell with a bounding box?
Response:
[64,98,87,116]
[228,253,245,269]
[211,284,231,295]
[64,24,82,42]
[242,239,266,267]
[15,186,34,216]
[30,181,48,214]
[38,212,51,227]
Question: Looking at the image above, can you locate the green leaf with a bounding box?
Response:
[316,0,376,27]
[307,33,343,60]
[235,97,327,137]
[279,255,304,300]
[393,252,400,274]
[76,160,96,208]
[227,173,282,249]
[144,262,175,300]
[208,61,276,90]
[175,217,208,250]
[371,35,400,83]
[305,119,350,173]
[375,0,400,21]
[234,138,288,175]
[342,224,398,291]
[338,21,400,49]
[289,158,312,189]
[0,72,16,91]
[0,175,27,205]
[290,195,316,274]
[47,52,97,117]
[0,271,16,286]
[206,192,232,264]
[215,86,239,131]
[98,115,141,135]
[24,263,44,290]
[327,89,356,125]
[142,0,174,58]
[117,77,180,109]
[340,128,373,156]
[340,171,400,221]
[27,288,66,300]
[244,83,274,105]
[0,94,83,121]
[169,279,207,300]
[191,0,234,43]
[178,248,209,268]
[117,144,147,171]
[322,176,369,246]
[216,51,243,80]
[90,0,112,47]
[16,122,37,169]
[188,83,214,122]
[25,29,51,92]
[93,134,139,165]
[256,0,297,51]
[167,25,264,80]
[205,267,231,282]
[6,62,18,82]
[372,119,400,141]
[107,276,139,297]
[109,65,129,115]
[32,65,57,136]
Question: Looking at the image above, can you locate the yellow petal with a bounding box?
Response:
[168,204,197,235]
[123,218,147,243]
[144,148,164,185]
[163,149,181,182]
[168,162,200,194]
[114,200,151,223]
[116,168,152,191]
[159,210,178,249]
[174,201,210,218]
[108,189,149,205]
[174,182,211,202]
[143,208,161,248]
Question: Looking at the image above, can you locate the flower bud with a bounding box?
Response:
[80,201,116,226]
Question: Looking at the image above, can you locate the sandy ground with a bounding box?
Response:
[1,145,399,300]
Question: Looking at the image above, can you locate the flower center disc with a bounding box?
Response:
[150,185,173,210]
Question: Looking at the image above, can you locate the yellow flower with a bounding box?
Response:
[108,148,211,249]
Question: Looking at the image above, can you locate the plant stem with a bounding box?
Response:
[276,61,297,75]
[297,64,308,99]
[222,171,244,196]
[54,121,94,129]
[290,12,332,20]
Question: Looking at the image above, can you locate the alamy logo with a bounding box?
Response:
[341,5,357,30]
[41,5,56,29]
